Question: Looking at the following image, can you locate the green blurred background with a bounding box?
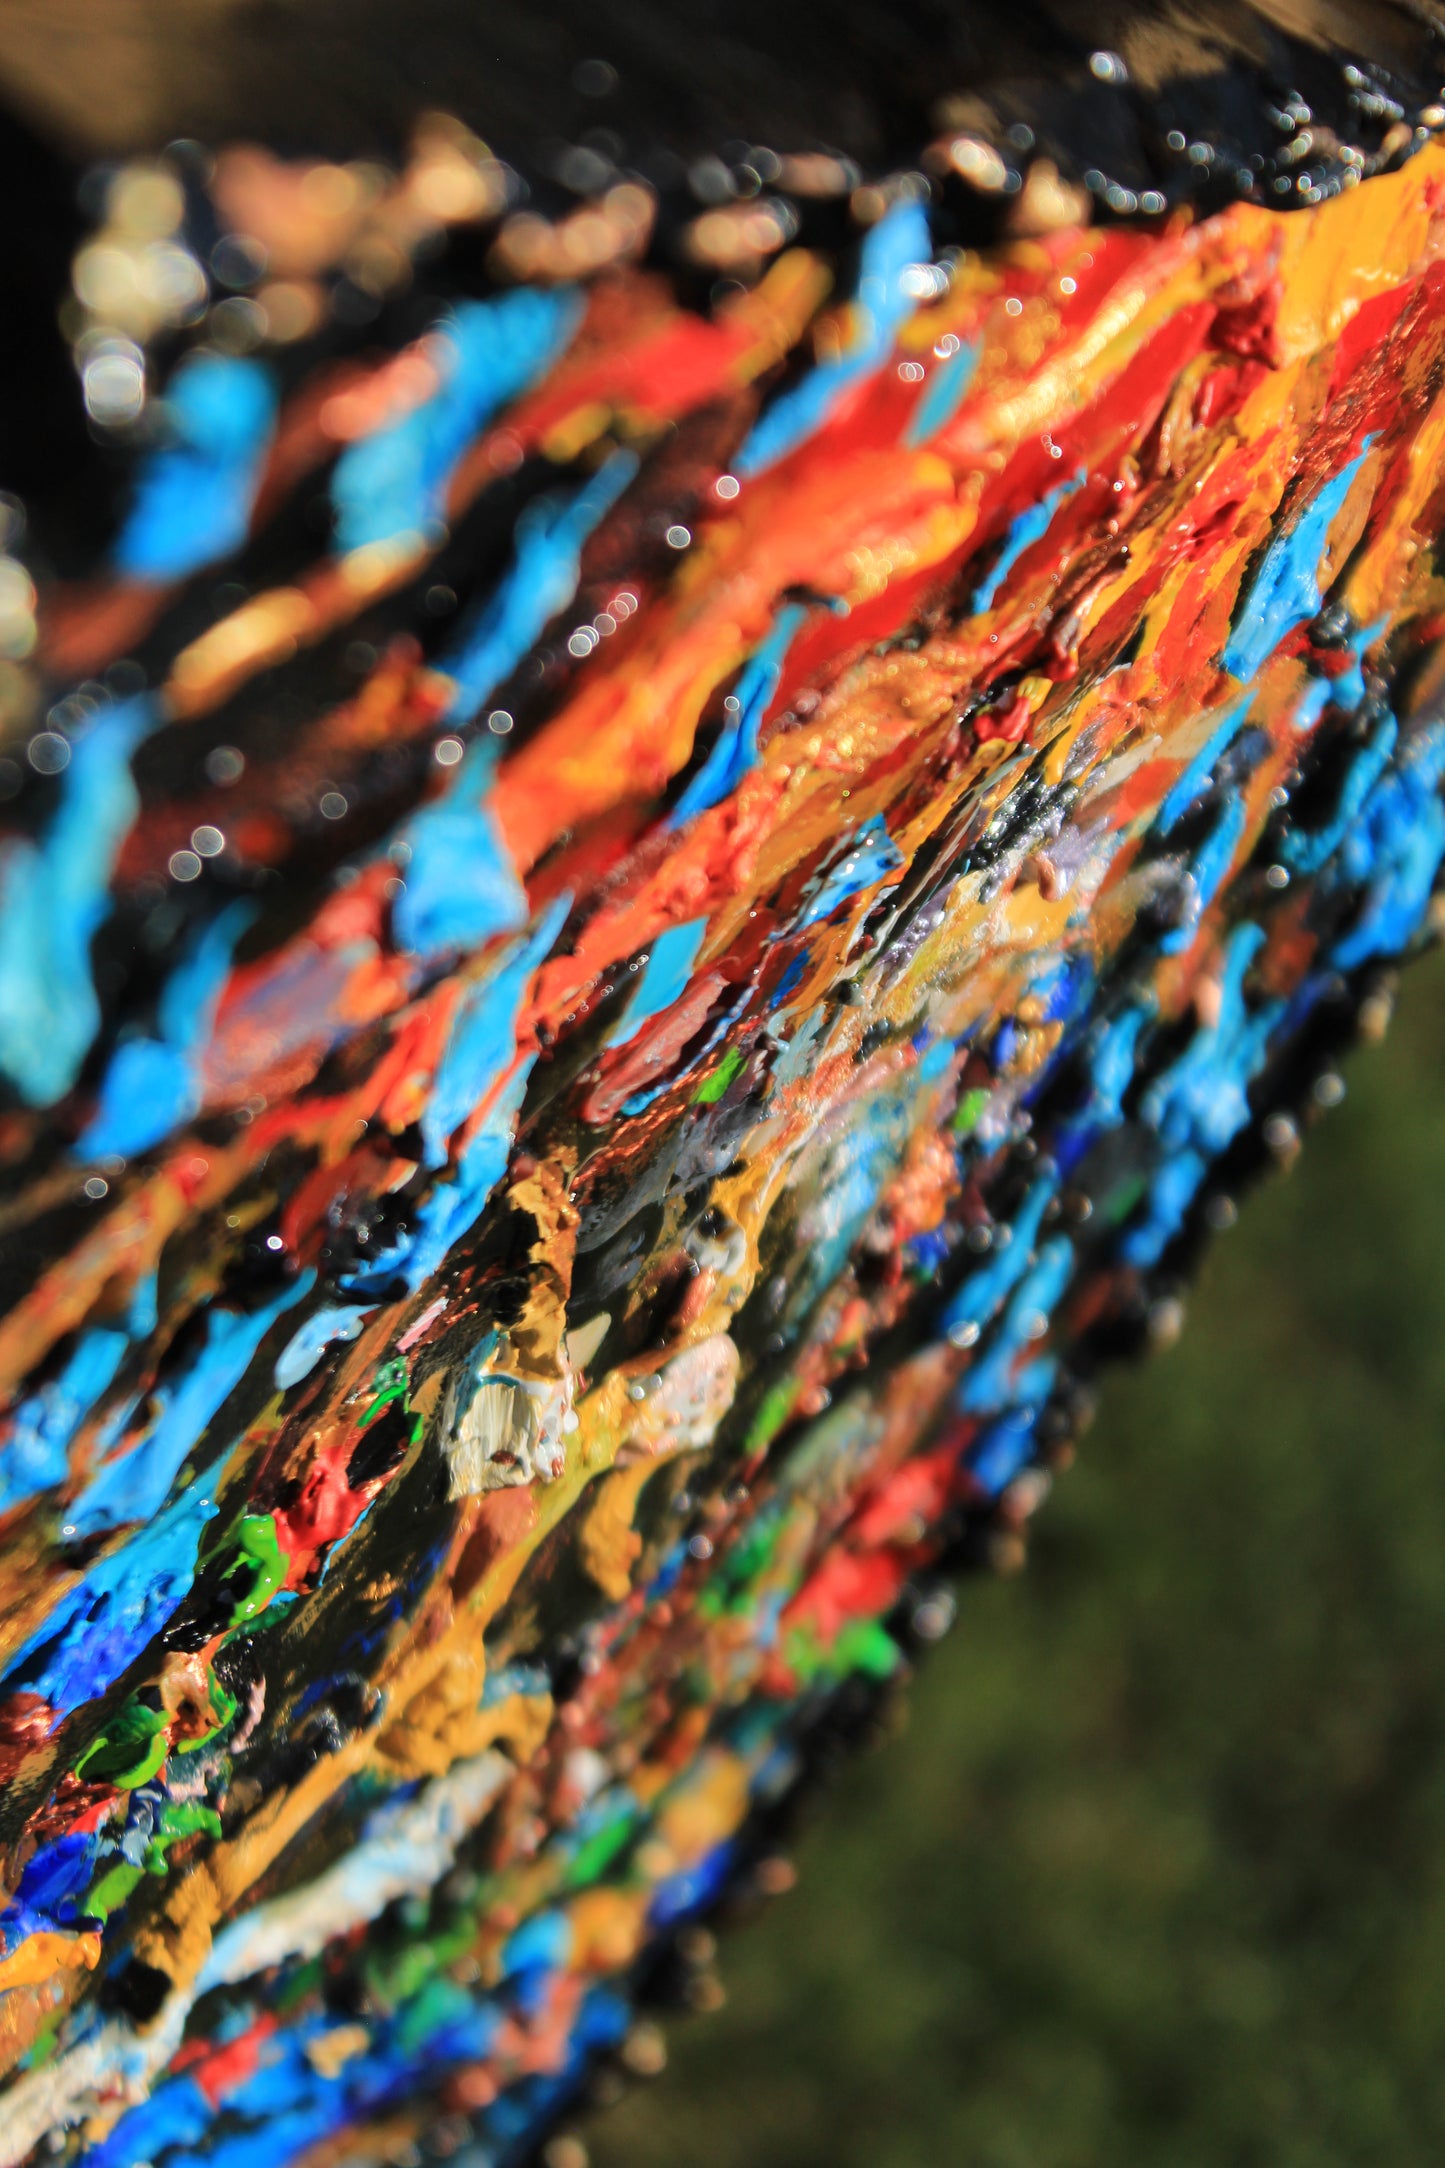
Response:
[591,947,1445,2168]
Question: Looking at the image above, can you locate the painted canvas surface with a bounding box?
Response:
[0,9,1444,2163]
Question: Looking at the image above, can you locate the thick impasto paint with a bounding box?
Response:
[3,85,1445,2168]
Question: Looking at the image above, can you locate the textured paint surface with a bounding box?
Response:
[3,111,1445,2168]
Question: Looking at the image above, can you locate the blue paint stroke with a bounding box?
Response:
[349,1075,523,1301]
[1143,921,1276,1152]
[391,745,528,963]
[347,900,569,1296]
[275,1304,374,1392]
[421,894,572,1168]
[968,472,1084,615]
[606,919,709,1051]
[735,200,932,476]
[0,696,157,1105]
[648,1840,738,1930]
[794,815,905,931]
[0,1829,100,1948]
[1327,719,1445,970]
[0,1266,166,1508]
[1124,921,1282,1267]
[83,2076,215,2168]
[1160,794,1249,954]
[1279,709,1398,876]
[1156,692,1254,834]
[79,900,255,1161]
[113,355,278,583]
[392,451,638,961]
[442,448,639,724]
[70,1272,316,1539]
[669,605,808,826]
[1084,1007,1149,1123]
[941,1172,1059,1342]
[959,1236,1073,1414]
[1,1481,221,1716]
[502,1909,572,1978]
[904,337,980,447]
[0,1328,129,1515]
[1292,675,1334,736]
[1053,1004,1151,1176]
[129,1270,159,1340]
[965,1408,1038,1497]
[332,287,582,552]
[1222,443,1373,682]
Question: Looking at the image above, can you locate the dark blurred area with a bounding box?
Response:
[3,1,1442,572]
[591,946,1445,2168]
[0,2,1441,176]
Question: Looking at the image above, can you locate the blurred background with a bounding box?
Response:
[591,946,1445,2168]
